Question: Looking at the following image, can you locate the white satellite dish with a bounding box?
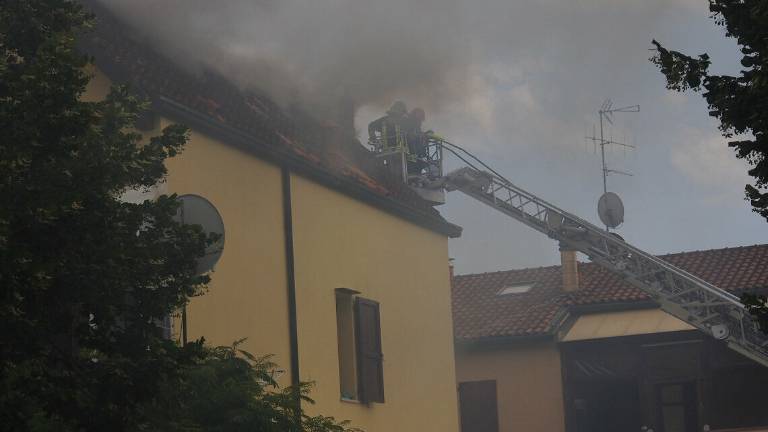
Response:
[597,192,624,229]
[176,194,225,274]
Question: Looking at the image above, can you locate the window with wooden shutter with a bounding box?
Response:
[335,289,358,400]
[355,297,384,403]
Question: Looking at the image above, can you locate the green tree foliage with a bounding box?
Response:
[651,1,768,220]
[0,1,354,430]
[139,341,352,432]
[651,1,768,329]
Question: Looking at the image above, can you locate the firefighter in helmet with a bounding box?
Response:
[404,107,429,175]
[404,108,426,155]
[368,101,408,149]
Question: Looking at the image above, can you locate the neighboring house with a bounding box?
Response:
[453,244,768,432]
[80,4,462,431]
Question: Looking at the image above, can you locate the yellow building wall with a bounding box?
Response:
[85,66,460,430]
[163,121,292,378]
[561,308,695,342]
[85,67,292,377]
[83,64,112,102]
[290,174,460,432]
[455,342,565,432]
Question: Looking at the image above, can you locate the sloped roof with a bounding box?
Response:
[77,1,460,238]
[452,244,768,342]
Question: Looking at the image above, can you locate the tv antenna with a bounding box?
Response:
[586,99,639,194]
[586,99,639,230]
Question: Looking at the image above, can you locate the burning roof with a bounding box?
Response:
[78,1,460,238]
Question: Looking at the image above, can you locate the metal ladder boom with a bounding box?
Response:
[443,166,768,367]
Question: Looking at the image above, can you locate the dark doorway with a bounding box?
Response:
[571,379,641,432]
[655,382,698,432]
[458,380,499,432]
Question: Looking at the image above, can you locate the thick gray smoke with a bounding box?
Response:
[96,0,470,121]
[96,0,705,141]
[95,0,761,274]
[94,0,722,155]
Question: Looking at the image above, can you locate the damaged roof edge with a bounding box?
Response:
[76,1,461,239]
[154,97,463,238]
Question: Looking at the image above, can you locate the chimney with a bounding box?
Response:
[560,244,579,292]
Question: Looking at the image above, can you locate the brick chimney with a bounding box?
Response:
[560,244,579,292]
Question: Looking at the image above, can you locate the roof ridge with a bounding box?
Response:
[454,263,562,279]
[80,1,463,238]
[453,243,768,342]
[456,243,768,277]
[657,243,768,258]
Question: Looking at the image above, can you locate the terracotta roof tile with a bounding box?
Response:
[452,244,768,342]
[77,1,459,236]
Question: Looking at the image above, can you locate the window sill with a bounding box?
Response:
[340,397,361,404]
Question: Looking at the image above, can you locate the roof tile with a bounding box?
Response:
[452,244,768,342]
[78,1,459,236]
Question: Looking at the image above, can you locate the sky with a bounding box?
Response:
[99,0,768,276]
[360,0,768,275]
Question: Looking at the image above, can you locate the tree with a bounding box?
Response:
[651,0,768,331]
[0,1,353,430]
[651,1,768,220]
[138,340,352,432]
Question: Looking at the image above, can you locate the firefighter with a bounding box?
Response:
[404,108,426,156]
[404,107,429,175]
[367,101,408,149]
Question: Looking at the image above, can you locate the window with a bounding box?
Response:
[354,297,385,403]
[655,382,698,432]
[335,289,384,404]
[335,289,358,400]
[497,283,534,295]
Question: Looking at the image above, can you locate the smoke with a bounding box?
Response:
[96,0,710,143]
[95,0,471,121]
[93,0,761,273]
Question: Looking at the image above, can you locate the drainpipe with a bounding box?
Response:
[281,168,300,390]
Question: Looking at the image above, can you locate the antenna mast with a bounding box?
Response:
[586,99,639,194]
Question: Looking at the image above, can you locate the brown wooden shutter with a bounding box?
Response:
[355,297,384,403]
[458,380,499,432]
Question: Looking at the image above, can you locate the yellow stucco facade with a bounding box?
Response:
[163,121,293,371]
[453,309,708,432]
[455,342,565,432]
[291,175,459,431]
[561,308,695,342]
[86,68,460,432]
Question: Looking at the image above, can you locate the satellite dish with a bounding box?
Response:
[597,192,624,229]
[176,194,225,274]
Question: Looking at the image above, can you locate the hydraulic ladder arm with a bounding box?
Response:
[441,164,768,367]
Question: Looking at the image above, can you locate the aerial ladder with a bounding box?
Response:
[369,131,768,367]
